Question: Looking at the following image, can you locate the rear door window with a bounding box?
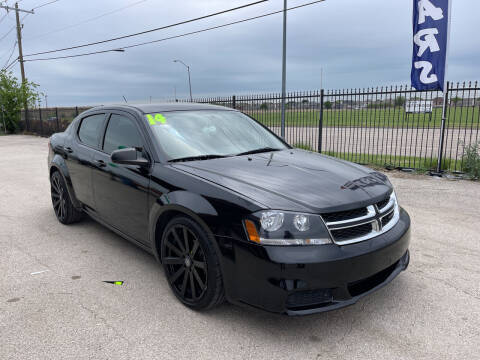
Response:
[103,114,143,154]
[78,114,105,148]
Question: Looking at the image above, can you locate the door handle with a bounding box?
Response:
[64,146,73,153]
[94,159,106,168]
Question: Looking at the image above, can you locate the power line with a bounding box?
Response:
[0,24,14,42]
[25,0,149,40]
[0,12,28,44]
[3,11,16,23]
[32,0,61,10]
[24,48,127,61]
[24,0,325,62]
[1,40,16,67]
[2,57,17,71]
[24,0,270,57]
[1,3,33,122]
[0,11,8,25]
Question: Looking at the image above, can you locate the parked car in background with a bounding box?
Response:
[47,103,410,315]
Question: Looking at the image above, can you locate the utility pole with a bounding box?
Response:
[280,0,287,139]
[1,2,34,129]
[0,3,34,82]
[15,3,27,84]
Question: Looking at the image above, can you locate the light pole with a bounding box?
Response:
[280,0,287,139]
[320,67,323,90]
[173,59,193,102]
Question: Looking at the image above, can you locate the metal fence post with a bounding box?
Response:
[232,95,236,109]
[25,107,29,132]
[317,89,324,153]
[75,106,79,117]
[436,81,449,173]
[55,107,60,132]
[1,105,6,133]
[39,107,43,136]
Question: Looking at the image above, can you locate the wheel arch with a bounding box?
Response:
[49,155,81,209]
[150,203,220,265]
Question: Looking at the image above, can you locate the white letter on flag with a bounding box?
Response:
[414,28,440,56]
[414,61,438,84]
[417,0,444,24]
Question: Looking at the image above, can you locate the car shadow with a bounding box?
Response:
[59,210,410,339]
[196,278,410,351]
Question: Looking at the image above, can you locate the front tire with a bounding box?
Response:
[50,171,83,224]
[161,216,225,310]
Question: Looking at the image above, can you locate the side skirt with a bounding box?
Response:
[84,208,154,256]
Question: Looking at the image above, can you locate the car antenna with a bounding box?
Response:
[122,96,128,103]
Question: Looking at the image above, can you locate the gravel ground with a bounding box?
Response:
[1,135,479,360]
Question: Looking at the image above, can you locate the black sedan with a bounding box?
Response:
[48,103,410,315]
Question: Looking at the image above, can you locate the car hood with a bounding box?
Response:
[171,149,392,213]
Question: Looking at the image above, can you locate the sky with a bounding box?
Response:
[0,0,479,106]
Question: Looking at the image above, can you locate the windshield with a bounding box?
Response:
[146,110,288,161]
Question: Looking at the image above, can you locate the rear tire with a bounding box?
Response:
[50,171,83,224]
[161,216,225,310]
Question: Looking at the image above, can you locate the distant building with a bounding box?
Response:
[432,97,444,107]
[431,97,478,107]
[450,98,476,107]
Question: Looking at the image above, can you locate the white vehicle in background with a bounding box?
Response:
[405,100,433,113]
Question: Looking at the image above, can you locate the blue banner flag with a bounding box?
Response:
[411,0,450,91]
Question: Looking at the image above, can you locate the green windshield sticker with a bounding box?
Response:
[146,113,166,125]
[146,114,155,125]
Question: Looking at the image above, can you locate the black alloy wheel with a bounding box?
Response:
[50,171,83,224]
[161,216,224,310]
[51,172,67,222]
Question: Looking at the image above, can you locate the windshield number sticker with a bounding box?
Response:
[146,113,166,125]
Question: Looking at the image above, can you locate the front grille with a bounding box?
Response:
[286,289,333,310]
[331,223,373,241]
[376,196,390,210]
[322,192,399,245]
[321,207,368,223]
[381,210,395,227]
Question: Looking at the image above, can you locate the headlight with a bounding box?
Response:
[389,191,399,213]
[293,214,310,231]
[393,191,400,214]
[244,211,332,246]
[260,211,284,232]
[393,191,399,206]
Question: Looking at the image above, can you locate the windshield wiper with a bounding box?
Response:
[168,154,229,163]
[235,147,283,156]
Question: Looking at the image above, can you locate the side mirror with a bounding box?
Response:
[111,148,149,166]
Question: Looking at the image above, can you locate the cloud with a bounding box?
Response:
[2,0,478,105]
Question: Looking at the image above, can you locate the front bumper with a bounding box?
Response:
[219,208,411,315]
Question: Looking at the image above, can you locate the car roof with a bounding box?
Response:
[89,102,235,114]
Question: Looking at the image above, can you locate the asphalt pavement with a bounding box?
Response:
[1,135,479,359]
